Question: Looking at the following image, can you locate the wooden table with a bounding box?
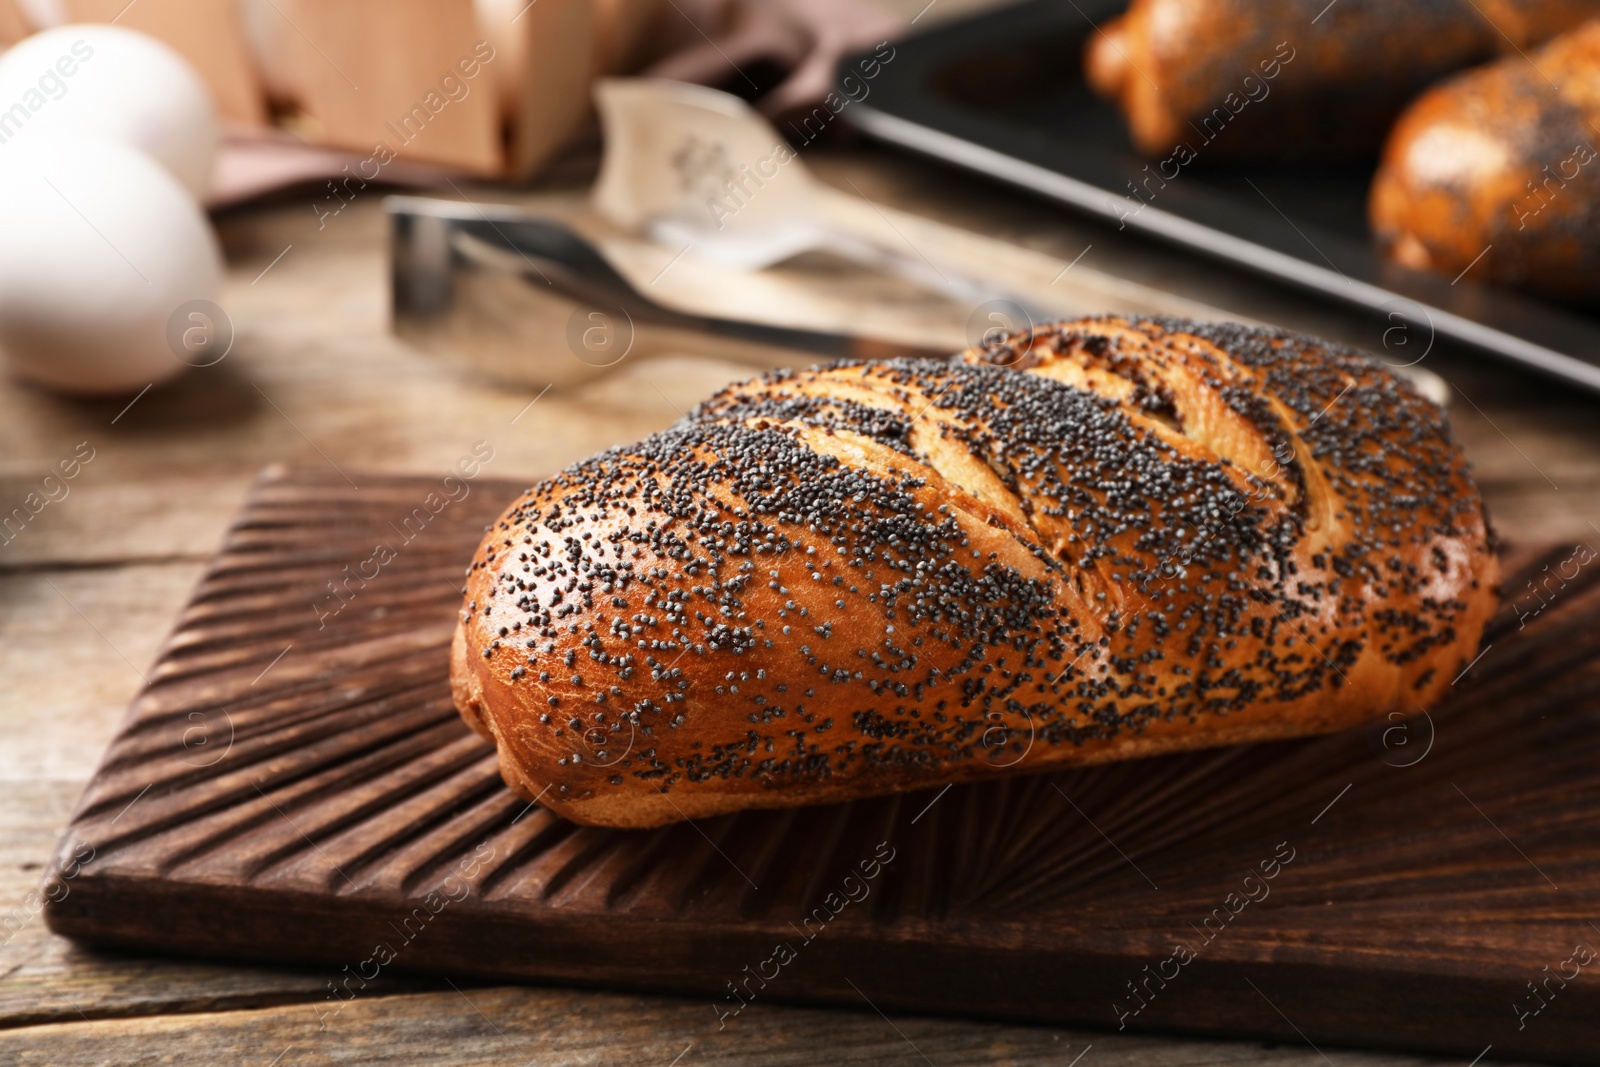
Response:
[1,144,1589,1065]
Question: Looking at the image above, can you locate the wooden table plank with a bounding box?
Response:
[0,565,204,782]
[0,984,1527,1067]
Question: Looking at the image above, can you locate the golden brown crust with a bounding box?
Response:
[452,317,1498,828]
[1086,0,1600,159]
[1370,19,1600,299]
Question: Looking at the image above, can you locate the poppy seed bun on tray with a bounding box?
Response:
[451,317,1497,829]
[1085,0,1600,158]
[1370,19,1600,300]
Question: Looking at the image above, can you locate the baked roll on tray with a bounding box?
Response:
[452,317,1497,828]
[1371,19,1600,300]
[1086,0,1600,158]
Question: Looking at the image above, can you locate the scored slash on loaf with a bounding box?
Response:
[451,317,1498,828]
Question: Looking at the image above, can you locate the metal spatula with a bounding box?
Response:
[591,77,1056,316]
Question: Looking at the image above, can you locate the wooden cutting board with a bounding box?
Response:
[43,466,1600,1063]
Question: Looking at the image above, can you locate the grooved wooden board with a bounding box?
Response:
[43,466,1600,1063]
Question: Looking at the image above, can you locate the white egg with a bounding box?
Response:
[0,137,223,396]
[0,24,217,197]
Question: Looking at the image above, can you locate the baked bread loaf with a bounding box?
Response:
[1370,19,1600,300]
[452,317,1498,828]
[1086,0,1600,158]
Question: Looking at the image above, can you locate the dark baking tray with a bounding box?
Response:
[843,0,1600,393]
